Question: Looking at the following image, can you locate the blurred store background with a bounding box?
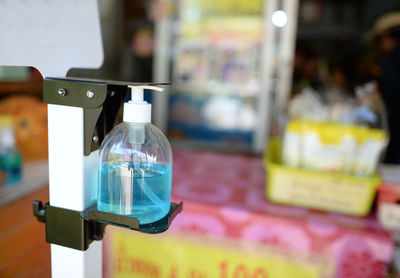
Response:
[1,0,400,277]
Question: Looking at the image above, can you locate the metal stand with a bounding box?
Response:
[0,2,180,276]
[37,77,179,277]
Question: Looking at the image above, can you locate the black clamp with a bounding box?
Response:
[33,200,183,251]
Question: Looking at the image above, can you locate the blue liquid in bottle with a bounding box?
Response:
[98,161,171,224]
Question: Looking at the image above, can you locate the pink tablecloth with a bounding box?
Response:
[170,149,393,278]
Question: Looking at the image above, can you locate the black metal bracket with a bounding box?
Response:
[43,77,170,156]
[33,200,183,251]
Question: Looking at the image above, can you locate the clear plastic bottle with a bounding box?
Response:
[97,86,172,224]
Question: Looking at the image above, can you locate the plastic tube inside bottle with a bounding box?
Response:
[130,125,164,213]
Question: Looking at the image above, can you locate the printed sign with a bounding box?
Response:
[105,228,327,278]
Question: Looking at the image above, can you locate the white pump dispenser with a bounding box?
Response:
[123,85,165,159]
[123,85,164,124]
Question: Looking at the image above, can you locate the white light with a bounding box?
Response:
[271,10,287,28]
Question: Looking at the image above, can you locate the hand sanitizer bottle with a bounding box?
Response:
[97,85,172,224]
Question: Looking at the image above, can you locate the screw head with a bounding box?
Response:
[92,136,99,143]
[87,90,95,98]
[57,88,67,96]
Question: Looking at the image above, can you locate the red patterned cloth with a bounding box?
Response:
[170,149,393,278]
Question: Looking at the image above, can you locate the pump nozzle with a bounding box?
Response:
[128,85,164,103]
[123,85,164,124]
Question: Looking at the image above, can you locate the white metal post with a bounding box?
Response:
[253,0,279,153]
[276,0,300,115]
[153,0,173,132]
[48,104,102,278]
[253,0,299,153]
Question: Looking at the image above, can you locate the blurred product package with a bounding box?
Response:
[266,139,380,216]
[270,81,387,216]
[0,115,22,186]
[289,82,385,127]
[283,121,386,176]
[0,96,48,161]
[284,81,387,177]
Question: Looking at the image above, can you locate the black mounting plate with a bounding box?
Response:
[43,78,170,156]
[33,200,182,251]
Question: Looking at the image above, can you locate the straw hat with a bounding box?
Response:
[366,11,400,42]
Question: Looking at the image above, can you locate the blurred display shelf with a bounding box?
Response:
[172,82,259,98]
[0,160,48,206]
[0,81,43,96]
